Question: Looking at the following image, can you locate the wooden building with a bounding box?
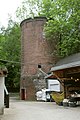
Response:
[51,53,80,98]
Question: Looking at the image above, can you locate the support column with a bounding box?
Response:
[64,80,66,98]
[0,77,4,115]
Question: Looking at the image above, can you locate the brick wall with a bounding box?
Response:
[20,17,57,100]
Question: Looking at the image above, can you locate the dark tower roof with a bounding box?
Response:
[20,16,46,27]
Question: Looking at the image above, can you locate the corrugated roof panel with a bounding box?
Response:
[51,53,80,71]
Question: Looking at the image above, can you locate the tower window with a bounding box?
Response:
[38,64,41,68]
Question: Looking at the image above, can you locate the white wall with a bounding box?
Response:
[0,77,4,114]
[48,79,60,92]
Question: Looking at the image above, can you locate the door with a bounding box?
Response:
[21,89,26,100]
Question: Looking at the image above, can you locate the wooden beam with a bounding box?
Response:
[60,78,71,80]
[53,73,64,86]
[66,67,80,74]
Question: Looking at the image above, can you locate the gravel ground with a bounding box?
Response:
[0,97,80,120]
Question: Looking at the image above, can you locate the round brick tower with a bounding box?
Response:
[20,17,56,100]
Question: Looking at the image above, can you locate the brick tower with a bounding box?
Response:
[20,17,56,100]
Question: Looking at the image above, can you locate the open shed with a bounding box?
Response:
[51,53,80,99]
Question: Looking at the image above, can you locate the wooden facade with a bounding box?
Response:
[51,53,80,99]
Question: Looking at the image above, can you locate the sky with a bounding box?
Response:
[0,0,23,27]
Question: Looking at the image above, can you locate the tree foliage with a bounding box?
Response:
[0,19,21,92]
[41,0,80,57]
[16,0,42,22]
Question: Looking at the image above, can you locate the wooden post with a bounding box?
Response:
[64,80,66,98]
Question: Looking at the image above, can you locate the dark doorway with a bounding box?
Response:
[21,89,25,100]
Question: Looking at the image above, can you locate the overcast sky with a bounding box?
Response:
[0,0,23,27]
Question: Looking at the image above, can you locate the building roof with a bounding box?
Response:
[51,53,80,71]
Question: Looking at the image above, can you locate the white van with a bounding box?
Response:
[36,89,53,102]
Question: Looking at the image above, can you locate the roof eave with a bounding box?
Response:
[50,61,80,72]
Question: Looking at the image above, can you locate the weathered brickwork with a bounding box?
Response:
[20,17,57,100]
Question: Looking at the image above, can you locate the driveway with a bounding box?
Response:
[0,96,80,120]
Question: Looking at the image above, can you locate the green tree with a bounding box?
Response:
[16,0,42,22]
[41,0,80,57]
[0,19,21,92]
